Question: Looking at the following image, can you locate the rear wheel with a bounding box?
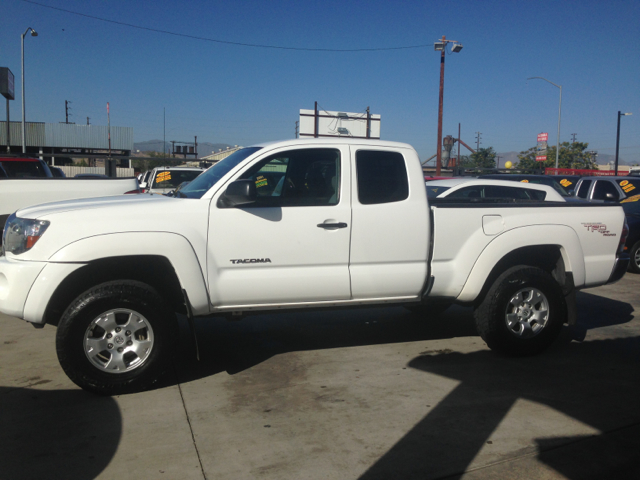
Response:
[56,280,177,395]
[629,241,640,274]
[474,266,566,356]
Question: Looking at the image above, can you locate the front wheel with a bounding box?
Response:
[56,281,177,395]
[474,266,566,356]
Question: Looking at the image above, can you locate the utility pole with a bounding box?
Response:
[295,120,299,139]
[496,156,503,169]
[571,133,577,143]
[436,35,446,176]
[86,116,90,125]
[475,132,482,151]
[433,36,463,176]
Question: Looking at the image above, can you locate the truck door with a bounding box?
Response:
[207,146,352,307]
[349,148,430,299]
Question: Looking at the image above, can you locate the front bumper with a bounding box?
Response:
[606,253,630,285]
[0,256,47,319]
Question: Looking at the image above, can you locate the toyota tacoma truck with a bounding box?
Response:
[0,139,630,394]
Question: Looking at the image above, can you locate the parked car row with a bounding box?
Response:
[621,195,640,273]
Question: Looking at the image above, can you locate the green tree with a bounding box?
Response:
[131,151,175,172]
[464,147,497,169]
[517,142,596,170]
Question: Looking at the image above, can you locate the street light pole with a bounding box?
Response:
[434,36,462,176]
[21,27,38,154]
[615,111,632,175]
[527,77,562,169]
[436,36,446,176]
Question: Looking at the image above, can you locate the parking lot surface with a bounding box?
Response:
[1,274,639,479]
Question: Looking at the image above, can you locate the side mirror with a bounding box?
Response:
[220,180,257,207]
[139,181,147,190]
[605,193,618,202]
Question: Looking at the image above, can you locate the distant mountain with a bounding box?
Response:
[134,140,234,157]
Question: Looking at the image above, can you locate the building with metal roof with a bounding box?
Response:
[1,121,133,164]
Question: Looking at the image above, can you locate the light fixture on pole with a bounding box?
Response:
[615,111,632,175]
[21,27,38,154]
[527,77,562,169]
[434,36,463,176]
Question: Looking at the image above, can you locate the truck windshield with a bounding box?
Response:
[178,147,263,199]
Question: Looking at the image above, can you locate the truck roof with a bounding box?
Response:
[252,138,415,150]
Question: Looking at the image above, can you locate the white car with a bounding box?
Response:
[426,178,565,202]
[141,166,205,195]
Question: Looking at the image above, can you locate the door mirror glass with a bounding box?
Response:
[220,180,257,207]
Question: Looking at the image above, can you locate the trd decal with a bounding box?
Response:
[230,258,272,264]
[582,223,617,237]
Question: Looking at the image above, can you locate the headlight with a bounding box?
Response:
[2,213,50,256]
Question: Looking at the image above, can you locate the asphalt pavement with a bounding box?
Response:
[1,274,639,480]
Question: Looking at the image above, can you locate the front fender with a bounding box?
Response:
[46,232,210,315]
[456,225,585,303]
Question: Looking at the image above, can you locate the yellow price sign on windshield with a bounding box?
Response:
[156,171,172,183]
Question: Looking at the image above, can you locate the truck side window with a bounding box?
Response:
[356,150,408,205]
[592,181,619,201]
[240,148,340,207]
[576,180,591,199]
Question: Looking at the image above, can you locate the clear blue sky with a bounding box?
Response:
[1,0,639,163]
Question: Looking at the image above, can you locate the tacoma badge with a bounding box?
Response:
[230,258,272,264]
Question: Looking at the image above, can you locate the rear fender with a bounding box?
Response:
[457,225,585,303]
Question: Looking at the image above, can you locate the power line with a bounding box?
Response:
[24,0,433,52]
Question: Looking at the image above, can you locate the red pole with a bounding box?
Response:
[436,36,446,176]
[456,122,461,169]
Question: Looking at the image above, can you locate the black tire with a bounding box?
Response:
[629,241,640,274]
[474,266,566,356]
[56,280,177,395]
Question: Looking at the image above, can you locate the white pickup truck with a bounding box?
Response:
[0,139,630,394]
[0,157,140,237]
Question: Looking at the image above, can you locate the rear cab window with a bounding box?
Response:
[356,150,408,205]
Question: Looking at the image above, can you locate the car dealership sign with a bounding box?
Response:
[536,132,548,162]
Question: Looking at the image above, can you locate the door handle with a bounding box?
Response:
[317,222,348,229]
